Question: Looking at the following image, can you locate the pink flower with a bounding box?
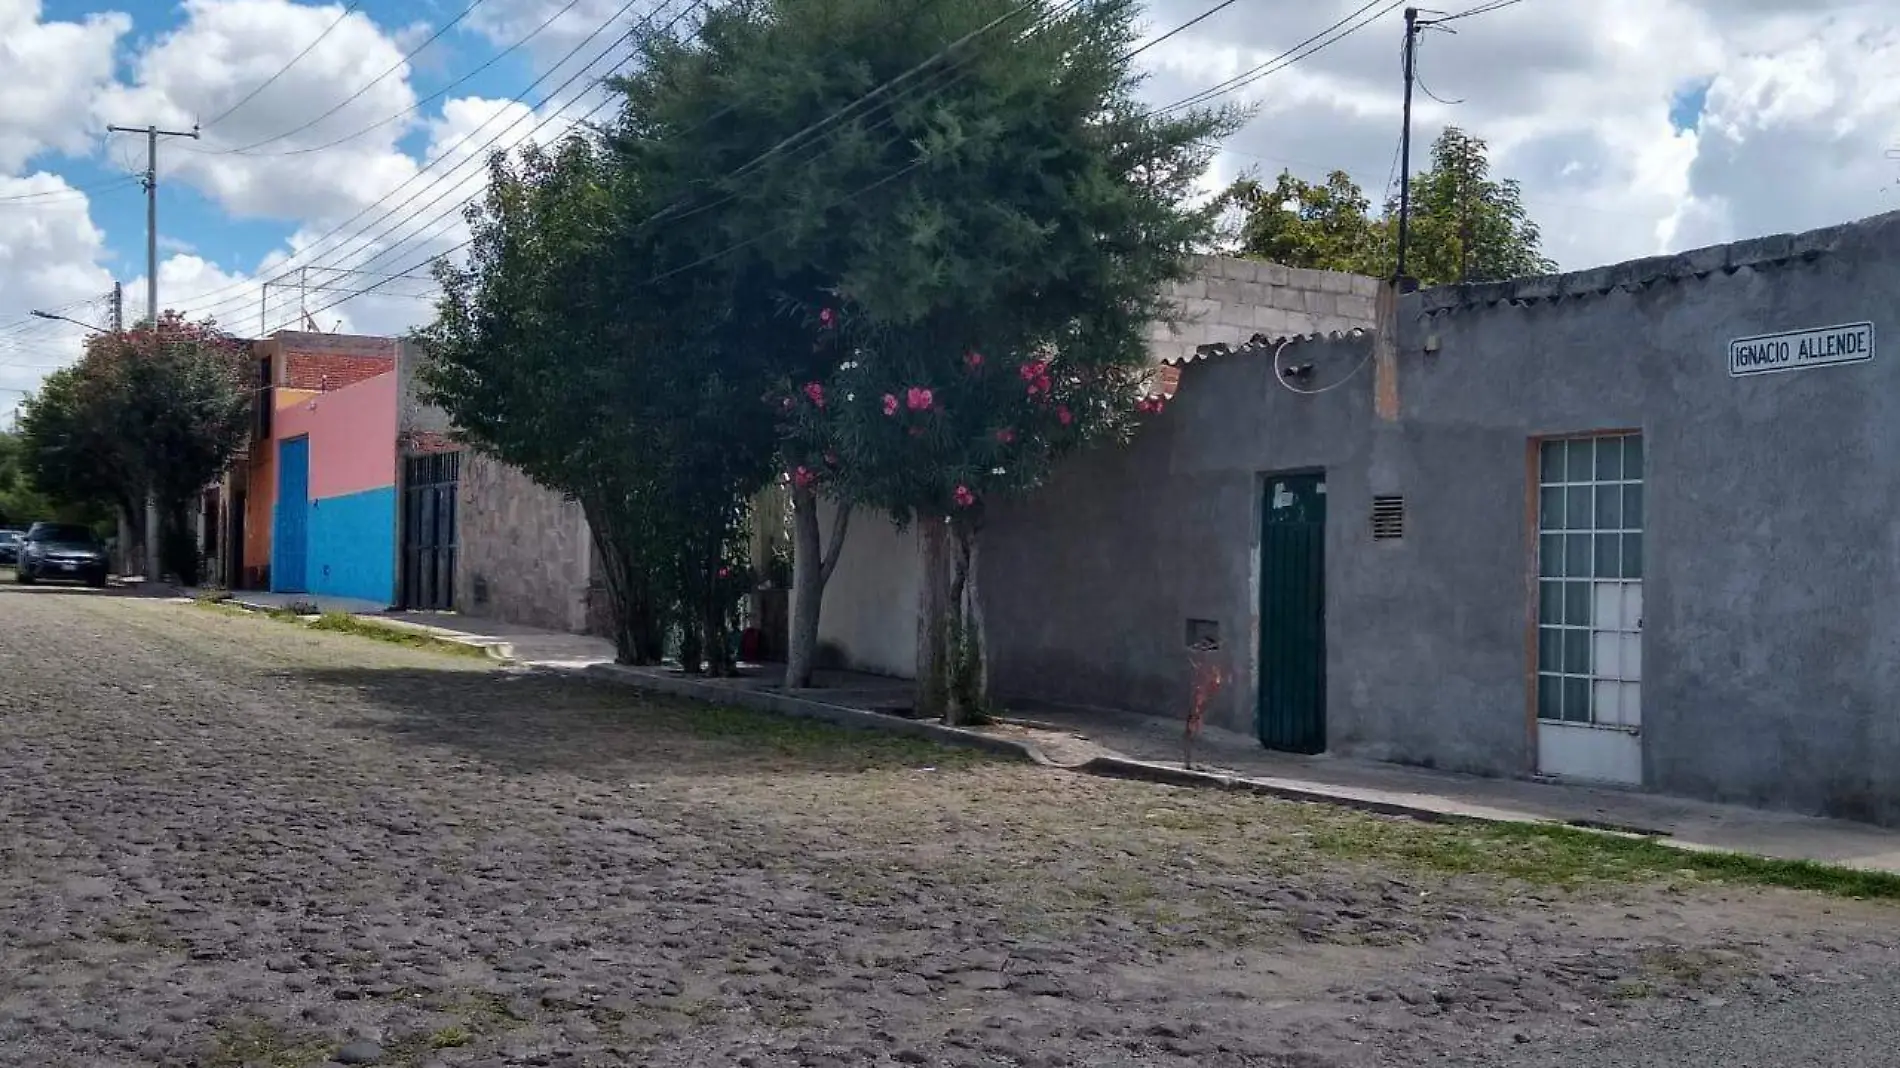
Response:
[802,381,825,408]
[953,485,976,508]
[995,427,1016,444]
[1018,359,1047,382]
[881,393,899,417]
[819,307,836,328]
[717,566,731,579]
[1056,405,1073,426]
[905,386,934,412]
[965,350,984,370]
[792,466,817,488]
[1136,399,1154,414]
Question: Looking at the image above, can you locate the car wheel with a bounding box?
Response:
[85,573,108,588]
[14,570,32,585]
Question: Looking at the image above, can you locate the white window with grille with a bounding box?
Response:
[1535,433,1644,785]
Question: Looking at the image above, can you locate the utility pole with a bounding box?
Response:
[110,281,123,333]
[1395,7,1419,287]
[106,121,199,582]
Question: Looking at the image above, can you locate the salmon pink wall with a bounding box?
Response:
[273,371,398,499]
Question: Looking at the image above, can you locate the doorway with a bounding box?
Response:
[1258,472,1327,753]
[273,436,309,594]
[1534,433,1644,784]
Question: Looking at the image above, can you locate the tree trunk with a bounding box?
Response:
[785,487,851,689]
[945,519,990,726]
[914,516,951,722]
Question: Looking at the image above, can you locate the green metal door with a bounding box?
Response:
[1259,473,1326,753]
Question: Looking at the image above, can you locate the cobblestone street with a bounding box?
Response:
[2,584,1897,1067]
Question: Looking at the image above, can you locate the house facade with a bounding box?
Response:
[813,210,1900,826]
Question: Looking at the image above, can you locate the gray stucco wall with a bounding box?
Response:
[820,210,1900,824]
[814,256,1379,681]
[456,451,595,634]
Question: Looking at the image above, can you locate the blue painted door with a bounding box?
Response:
[274,436,310,593]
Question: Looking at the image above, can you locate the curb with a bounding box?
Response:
[574,665,1488,825]
[1071,755,1482,825]
[582,664,1056,766]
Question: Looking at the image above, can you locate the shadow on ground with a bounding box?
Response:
[296,665,982,779]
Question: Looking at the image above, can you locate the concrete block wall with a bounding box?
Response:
[456,452,594,634]
[1145,255,1380,365]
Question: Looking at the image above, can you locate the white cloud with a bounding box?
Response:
[0,172,118,417]
[1134,0,1896,271]
[94,0,428,224]
[0,0,129,171]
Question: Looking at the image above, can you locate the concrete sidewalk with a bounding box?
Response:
[227,599,1900,875]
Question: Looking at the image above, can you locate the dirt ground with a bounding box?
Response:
[0,584,1895,1068]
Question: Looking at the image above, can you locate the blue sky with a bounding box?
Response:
[3,0,1898,423]
[45,0,534,303]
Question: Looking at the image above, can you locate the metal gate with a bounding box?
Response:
[401,451,458,611]
[273,436,310,593]
[1258,472,1327,753]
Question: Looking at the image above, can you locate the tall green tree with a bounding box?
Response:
[13,314,249,582]
[616,0,1231,717]
[418,138,779,671]
[1225,127,1556,285]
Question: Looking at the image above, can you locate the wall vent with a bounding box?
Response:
[1371,495,1405,540]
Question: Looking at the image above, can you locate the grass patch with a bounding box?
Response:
[428,1026,472,1049]
[193,599,490,659]
[204,1019,332,1068]
[306,611,492,658]
[1306,814,1900,900]
[662,700,992,768]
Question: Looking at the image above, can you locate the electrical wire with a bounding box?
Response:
[0,177,141,204]
[146,0,683,327]
[1425,0,1532,24]
[219,0,600,158]
[193,0,499,156]
[1159,0,1406,113]
[1124,0,1246,60]
[200,1,363,127]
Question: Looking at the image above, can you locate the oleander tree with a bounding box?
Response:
[704,0,1235,722]
[15,314,249,583]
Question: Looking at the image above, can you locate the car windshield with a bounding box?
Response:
[0,531,18,544]
[30,525,96,544]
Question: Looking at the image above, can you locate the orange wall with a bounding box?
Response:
[242,448,274,577]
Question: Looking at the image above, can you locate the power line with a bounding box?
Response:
[229,2,692,331]
[0,177,141,204]
[136,0,677,328]
[193,0,498,156]
[200,2,363,127]
[1160,0,1407,113]
[1125,0,1246,60]
[1427,0,1531,24]
[218,0,599,159]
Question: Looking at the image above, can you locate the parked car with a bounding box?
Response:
[14,523,109,587]
[0,529,20,566]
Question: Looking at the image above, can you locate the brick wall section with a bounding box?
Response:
[259,333,399,391]
[1146,254,1380,365]
[455,451,595,634]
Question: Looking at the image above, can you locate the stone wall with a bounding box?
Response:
[455,452,594,634]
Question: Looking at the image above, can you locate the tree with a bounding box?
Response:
[1222,169,1384,277]
[624,0,1230,720]
[1225,127,1555,285]
[417,138,780,671]
[1397,126,1556,285]
[14,315,249,582]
